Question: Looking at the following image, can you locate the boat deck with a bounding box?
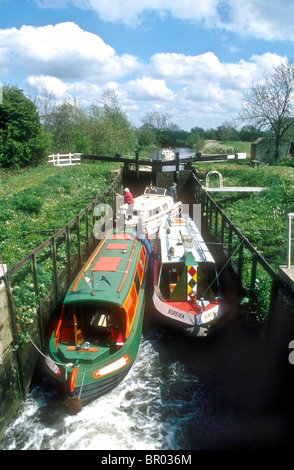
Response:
[57,342,110,364]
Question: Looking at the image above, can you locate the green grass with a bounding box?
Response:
[0,162,121,269]
[202,140,252,155]
[196,161,294,270]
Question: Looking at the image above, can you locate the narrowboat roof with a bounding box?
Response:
[64,230,144,306]
[159,215,215,265]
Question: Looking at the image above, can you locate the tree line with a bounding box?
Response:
[1,57,294,168]
[0,84,261,169]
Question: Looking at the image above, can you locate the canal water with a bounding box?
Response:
[0,309,289,451]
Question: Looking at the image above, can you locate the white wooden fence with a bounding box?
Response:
[48,153,82,166]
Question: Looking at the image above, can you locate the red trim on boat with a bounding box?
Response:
[92,256,121,272]
[106,243,128,250]
[69,367,79,393]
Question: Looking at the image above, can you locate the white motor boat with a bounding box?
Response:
[118,185,182,238]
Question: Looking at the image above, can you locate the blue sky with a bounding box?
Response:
[1,0,294,130]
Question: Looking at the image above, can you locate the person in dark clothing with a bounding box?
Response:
[167,183,177,199]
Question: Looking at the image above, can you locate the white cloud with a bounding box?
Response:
[0,18,287,129]
[26,75,68,97]
[150,51,283,89]
[124,76,174,101]
[34,0,294,41]
[35,0,219,25]
[221,0,294,41]
[0,22,140,80]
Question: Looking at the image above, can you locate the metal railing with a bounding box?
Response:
[192,168,293,323]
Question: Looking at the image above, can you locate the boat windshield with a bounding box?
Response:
[58,302,126,349]
[144,186,166,196]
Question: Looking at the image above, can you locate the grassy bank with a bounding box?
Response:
[0,162,121,269]
[201,140,252,155]
[196,161,294,271]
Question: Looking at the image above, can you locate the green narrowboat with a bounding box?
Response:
[45,230,149,411]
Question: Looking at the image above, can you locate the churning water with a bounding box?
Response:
[0,317,290,451]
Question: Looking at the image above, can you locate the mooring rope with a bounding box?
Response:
[19,322,75,369]
[201,236,246,299]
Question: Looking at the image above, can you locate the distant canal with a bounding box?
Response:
[0,309,288,450]
[162,147,194,172]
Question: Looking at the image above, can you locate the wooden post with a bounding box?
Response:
[50,237,58,303]
[76,215,81,265]
[31,253,44,348]
[65,224,71,285]
[237,238,244,284]
[135,152,140,179]
[228,225,233,259]
[214,209,218,238]
[175,152,179,172]
[250,253,257,292]
[85,208,89,243]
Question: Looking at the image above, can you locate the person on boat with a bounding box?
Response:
[136,214,153,255]
[167,182,177,199]
[116,188,134,220]
[116,188,134,205]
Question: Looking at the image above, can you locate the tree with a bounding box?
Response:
[47,99,90,153]
[239,125,263,142]
[188,127,206,150]
[0,85,50,168]
[240,58,294,160]
[86,89,136,156]
[136,124,157,151]
[141,111,171,144]
[216,121,239,141]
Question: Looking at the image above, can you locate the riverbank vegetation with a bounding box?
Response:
[0,163,120,269]
[196,161,294,272]
[195,161,294,322]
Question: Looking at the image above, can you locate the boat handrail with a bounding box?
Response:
[186,219,207,261]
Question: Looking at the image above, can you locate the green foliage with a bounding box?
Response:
[12,189,43,214]
[198,162,294,270]
[0,85,50,168]
[0,163,119,268]
[44,90,136,156]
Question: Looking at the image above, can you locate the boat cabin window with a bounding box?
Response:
[59,303,126,349]
[146,207,161,218]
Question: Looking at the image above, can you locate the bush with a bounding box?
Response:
[12,190,43,214]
